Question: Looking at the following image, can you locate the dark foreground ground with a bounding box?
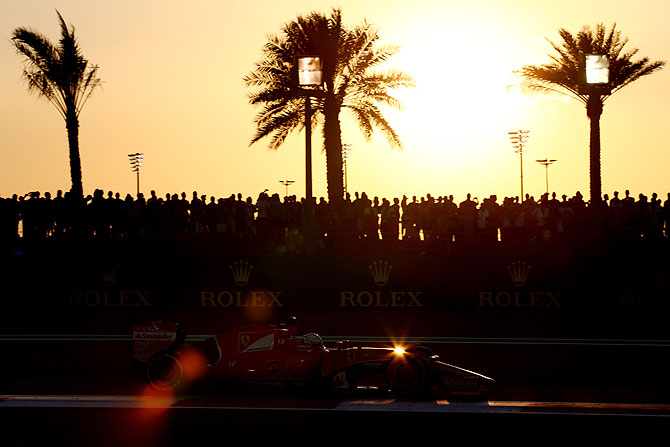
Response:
[2,336,669,446]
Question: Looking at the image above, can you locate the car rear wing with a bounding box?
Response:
[132,321,182,362]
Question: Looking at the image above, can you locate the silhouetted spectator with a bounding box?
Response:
[380,197,400,249]
[458,193,477,245]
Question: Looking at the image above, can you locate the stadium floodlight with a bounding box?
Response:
[279,179,295,198]
[536,158,557,194]
[128,153,144,196]
[297,56,323,88]
[342,144,352,196]
[508,130,530,201]
[579,54,611,95]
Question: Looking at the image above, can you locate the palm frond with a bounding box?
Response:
[344,98,402,148]
[11,10,101,118]
[245,6,412,202]
[517,23,664,106]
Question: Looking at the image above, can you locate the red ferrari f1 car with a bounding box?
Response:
[132,318,493,397]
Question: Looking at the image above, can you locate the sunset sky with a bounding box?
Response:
[1,0,668,204]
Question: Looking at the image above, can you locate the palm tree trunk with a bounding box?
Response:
[65,107,83,200]
[323,96,344,206]
[586,95,603,203]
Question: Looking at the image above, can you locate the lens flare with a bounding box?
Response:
[242,290,277,323]
[123,387,174,447]
[179,347,208,382]
[139,385,175,410]
[393,346,406,355]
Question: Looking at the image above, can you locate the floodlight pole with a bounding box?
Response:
[579,53,611,203]
[305,97,313,209]
[508,131,530,201]
[519,147,523,201]
[296,56,324,254]
[128,153,144,196]
[342,144,351,196]
[279,179,295,198]
[536,158,557,194]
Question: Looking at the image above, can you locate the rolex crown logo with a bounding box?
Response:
[369,260,392,286]
[230,260,253,286]
[508,261,530,286]
[99,260,119,285]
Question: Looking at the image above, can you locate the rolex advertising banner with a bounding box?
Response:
[1,242,669,337]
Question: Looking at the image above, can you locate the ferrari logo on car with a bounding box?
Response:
[346,351,356,363]
[266,360,279,374]
[240,334,250,346]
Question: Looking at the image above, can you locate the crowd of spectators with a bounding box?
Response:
[1,188,669,255]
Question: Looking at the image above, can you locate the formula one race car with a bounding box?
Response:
[132,318,493,398]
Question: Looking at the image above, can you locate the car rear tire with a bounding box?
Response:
[145,352,183,391]
[385,356,427,398]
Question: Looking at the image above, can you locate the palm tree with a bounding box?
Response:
[245,9,414,205]
[517,23,664,203]
[11,11,102,200]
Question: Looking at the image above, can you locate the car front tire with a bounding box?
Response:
[385,356,427,398]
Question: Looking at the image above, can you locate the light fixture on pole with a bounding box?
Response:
[296,55,324,254]
[342,144,351,196]
[279,179,295,198]
[128,153,144,196]
[579,54,611,95]
[508,130,530,201]
[536,158,557,194]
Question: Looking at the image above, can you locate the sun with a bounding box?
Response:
[386,30,534,166]
[340,6,551,198]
